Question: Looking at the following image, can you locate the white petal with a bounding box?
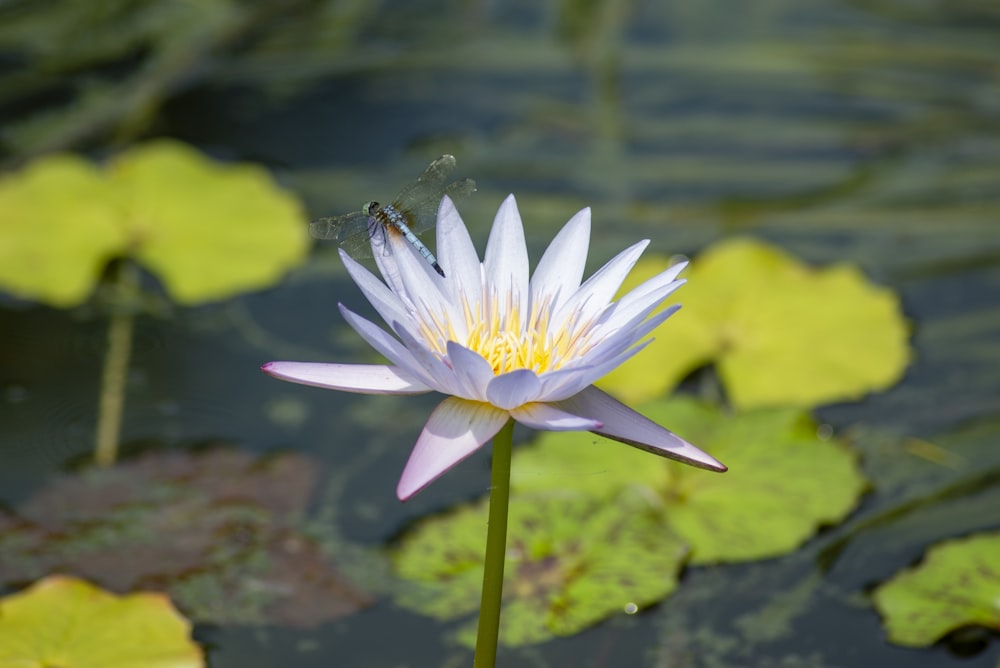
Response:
[510,402,601,430]
[385,229,449,310]
[594,272,686,338]
[614,261,687,319]
[339,249,413,331]
[580,305,681,369]
[553,239,650,328]
[393,321,459,393]
[338,304,425,376]
[446,341,494,401]
[397,398,509,500]
[486,369,542,410]
[553,386,727,471]
[530,207,590,311]
[437,196,483,313]
[261,362,432,394]
[372,235,408,298]
[538,340,652,401]
[483,194,529,310]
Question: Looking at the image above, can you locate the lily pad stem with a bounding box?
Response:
[94,260,138,467]
[474,419,514,668]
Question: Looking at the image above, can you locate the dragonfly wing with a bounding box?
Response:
[391,155,456,209]
[393,156,476,235]
[401,176,477,234]
[310,211,377,259]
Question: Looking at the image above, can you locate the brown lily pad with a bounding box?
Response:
[0,448,373,627]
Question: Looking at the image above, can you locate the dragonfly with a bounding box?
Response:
[310,155,476,277]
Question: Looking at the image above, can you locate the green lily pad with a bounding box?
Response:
[872,531,1000,648]
[393,492,687,647]
[514,396,868,564]
[0,140,309,307]
[598,238,911,410]
[0,574,204,668]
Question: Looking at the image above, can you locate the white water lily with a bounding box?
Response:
[263,194,725,500]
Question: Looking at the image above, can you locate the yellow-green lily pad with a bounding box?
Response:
[0,140,309,307]
[514,396,868,564]
[393,492,687,647]
[0,574,203,668]
[599,238,910,410]
[872,531,1000,647]
[0,155,128,307]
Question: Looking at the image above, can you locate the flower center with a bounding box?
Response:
[468,324,553,375]
[419,289,591,377]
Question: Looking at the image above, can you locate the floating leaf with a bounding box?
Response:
[109,141,309,304]
[872,531,1000,647]
[0,140,309,307]
[0,155,127,307]
[599,239,910,410]
[394,493,686,647]
[0,574,203,668]
[514,396,867,563]
[0,449,373,627]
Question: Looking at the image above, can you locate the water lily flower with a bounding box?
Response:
[263,195,726,500]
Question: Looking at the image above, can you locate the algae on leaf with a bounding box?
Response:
[393,492,687,647]
[0,575,204,668]
[873,531,1000,647]
[599,239,910,410]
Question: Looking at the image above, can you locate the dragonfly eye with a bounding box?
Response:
[365,201,381,215]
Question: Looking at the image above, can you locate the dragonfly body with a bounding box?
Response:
[365,200,445,276]
[310,155,475,277]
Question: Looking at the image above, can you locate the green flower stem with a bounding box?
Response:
[94,261,138,467]
[473,419,514,668]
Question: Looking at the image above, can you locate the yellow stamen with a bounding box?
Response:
[420,287,598,377]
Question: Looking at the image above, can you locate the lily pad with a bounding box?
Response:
[0,449,373,627]
[872,531,1000,648]
[598,238,910,410]
[0,155,128,307]
[0,574,203,668]
[0,140,309,307]
[514,396,868,564]
[393,492,687,647]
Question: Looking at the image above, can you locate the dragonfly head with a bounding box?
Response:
[364,201,381,216]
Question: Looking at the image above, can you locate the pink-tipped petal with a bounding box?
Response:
[261,362,431,394]
[553,386,727,472]
[510,402,601,431]
[485,369,542,410]
[397,398,509,500]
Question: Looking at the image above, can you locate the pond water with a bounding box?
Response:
[1,0,999,666]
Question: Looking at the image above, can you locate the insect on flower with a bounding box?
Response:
[309,155,476,277]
